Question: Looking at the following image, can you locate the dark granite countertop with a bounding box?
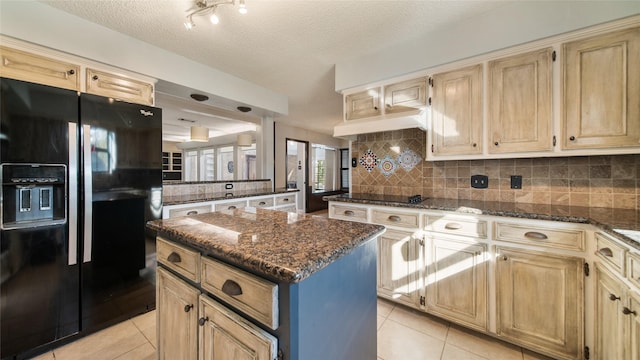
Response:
[325,193,640,250]
[164,188,298,206]
[147,207,385,283]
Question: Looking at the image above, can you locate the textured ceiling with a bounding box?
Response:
[40,0,506,139]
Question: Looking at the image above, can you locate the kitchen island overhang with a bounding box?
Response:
[147,207,385,360]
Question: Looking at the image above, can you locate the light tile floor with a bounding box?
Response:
[32,298,553,360]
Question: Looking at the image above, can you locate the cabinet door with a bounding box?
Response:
[383,77,427,114]
[425,236,487,331]
[594,264,626,360]
[377,229,421,308]
[629,292,640,360]
[431,65,483,156]
[86,68,154,105]
[198,295,277,360]
[157,267,199,360]
[0,46,80,91]
[562,26,640,149]
[488,48,552,153]
[496,247,583,360]
[345,88,382,120]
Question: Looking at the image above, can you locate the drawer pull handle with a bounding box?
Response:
[186,210,198,216]
[222,279,243,296]
[444,223,462,230]
[388,215,401,222]
[167,252,181,263]
[598,248,614,257]
[623,307,637,316]
[609,294,621,301]
[184,304,193,313]
[228,206,236,210]
[524,231,548,240]
[344,210,355,216]
[198,317,209,326]
[283,198,289,202]
[259,201,267,206]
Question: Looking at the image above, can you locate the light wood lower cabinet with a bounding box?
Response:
[425,236,487,331]
[199,295,277,360]
[377,229,421,307]
[496,247,583,360]
[157,267,199,360]
[595,263,640,360]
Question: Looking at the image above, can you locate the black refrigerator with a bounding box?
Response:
[0,77,162,359]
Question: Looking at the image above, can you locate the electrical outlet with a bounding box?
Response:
[225,183,233,190]
[511,175,522,189]
[471,175,488,189]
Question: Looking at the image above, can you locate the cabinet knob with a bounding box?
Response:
[609,294,620,301]
[198,317,209,326]
[222,279,243,296]
[569,136,576,141]
[167,252,181,263]
[501,255,508,261]
[92,75,99,81]
[67,69,75,75]
[184,304,193,313]
[598,248,613,257]
[472,143,477,148]
[623,307,637,316]
[374,106,378,110]
[494,141,499,146]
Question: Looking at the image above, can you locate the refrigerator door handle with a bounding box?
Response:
[68,122,78,266]
[82,124,93,263]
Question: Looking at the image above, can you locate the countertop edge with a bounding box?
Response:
[164,188,299,206]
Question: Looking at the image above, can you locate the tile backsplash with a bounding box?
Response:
[352,129,640,210]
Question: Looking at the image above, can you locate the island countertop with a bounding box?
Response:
[146,207,385,283]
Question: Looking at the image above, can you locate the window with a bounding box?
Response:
[199,149,215,181]
[311,144,337,192]
[91,127,116,173]
[237,144,257,180]
[340,148,349,190]
[184,150,198,181]
[217,146,234,181]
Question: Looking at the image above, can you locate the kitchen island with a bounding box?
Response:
[147,207,385,360]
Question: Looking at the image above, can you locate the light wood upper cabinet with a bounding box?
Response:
[431,64,483,156]
[86,68,154,105]
[345,87,382,120]
[496,246,583,360]
[157,267,199,360]
[0,46,80,91]
[425,236,487,331]
[562,26,640,150]
[488,48,553,153]
[383,77,427,114]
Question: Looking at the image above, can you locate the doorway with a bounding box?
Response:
[286,139,308,212]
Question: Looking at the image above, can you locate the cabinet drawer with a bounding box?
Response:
[371,209,419,229]
[627,252,640,289]
[157,237,200,282]
[330,204,368,222]
[274,194,295,206]
[278,204,297,212]
[248,197,274,208]
[425,215,487,239]
[595,233,626,275]
[201,256,279,330]
[0,46,80,91]
[168,204,211,218]
[86,68,154,105]
[214,200,247,211]
[494,222,585,251]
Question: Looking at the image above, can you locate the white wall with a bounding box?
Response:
[0,1,288,116]
[335,1,640,91]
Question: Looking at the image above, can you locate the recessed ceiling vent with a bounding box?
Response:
[190,93,209,102]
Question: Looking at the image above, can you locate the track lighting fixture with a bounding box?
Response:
[184,0,247,30]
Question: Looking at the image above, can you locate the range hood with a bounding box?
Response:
[333,109,427,140]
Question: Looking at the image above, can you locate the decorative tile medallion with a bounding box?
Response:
[359,149,379,172]
[379,155,398,177]
[397,148,422,171]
